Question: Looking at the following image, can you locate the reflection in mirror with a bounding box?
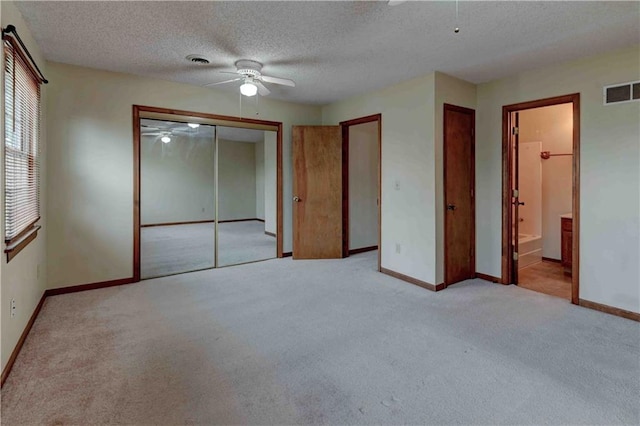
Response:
[140,119,216,278]
[217,127,277,266]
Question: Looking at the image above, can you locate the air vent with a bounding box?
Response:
[186,54,210,65]
[603,81,640,105]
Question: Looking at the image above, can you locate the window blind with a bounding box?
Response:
[4,40,41,243]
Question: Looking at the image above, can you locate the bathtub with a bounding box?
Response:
[517,233,542,269]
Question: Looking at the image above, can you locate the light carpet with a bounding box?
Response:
[141,221,275,279]
[218,221,276,267]
[1,252,638,425]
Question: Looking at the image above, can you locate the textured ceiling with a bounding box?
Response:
[15,1,640,105]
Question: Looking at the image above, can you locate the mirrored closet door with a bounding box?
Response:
[216,127,277,267]
[140,119,216,279]
[139,117,278,279]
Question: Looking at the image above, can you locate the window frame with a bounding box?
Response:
[3,35,43,262]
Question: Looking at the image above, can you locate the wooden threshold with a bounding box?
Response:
[380,267,445,292]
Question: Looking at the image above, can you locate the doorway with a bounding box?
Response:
[502,94,580,304]
[341,114,381,262]
[133,106,284,282]
[291,114,382,270]
[443,104,476,286]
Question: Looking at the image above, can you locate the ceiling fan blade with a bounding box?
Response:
[255,81,271,96]
[142,132,163,136]
[261,75,295,87]
[204,77,242,87]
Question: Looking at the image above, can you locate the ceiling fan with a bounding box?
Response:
[205,59,295,97]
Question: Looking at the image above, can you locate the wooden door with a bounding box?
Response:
[444,104,476,286]
[292,126,342,259]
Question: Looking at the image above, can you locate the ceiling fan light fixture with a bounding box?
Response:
[187,123,200,129]
[240,81,258,97]
[161,136,171,143]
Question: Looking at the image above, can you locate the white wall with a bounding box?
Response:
[476,46,640,313]
[323,73,437,284]
[520,104,573,259]
[255,138,265,221]
[264,131,277,235]
[218,140,257,221]
[349,122,378,250]
[45,62,321,289]
[0,0,48,372]
[141,135,215,224]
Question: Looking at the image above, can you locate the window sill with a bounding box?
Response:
[5,225,41,262]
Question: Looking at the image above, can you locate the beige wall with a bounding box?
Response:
[45,62,321,290]
[0,1,48,372]
[520,104,573,259]
[218,140,257,221]
[323,71,476,285]
[476,46,640,313]
[348,121,378,250]
[141,135,215,224]
[323,73,438,284]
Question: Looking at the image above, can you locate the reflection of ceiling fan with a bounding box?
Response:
[142,122,200,143]
[205,59,295,97]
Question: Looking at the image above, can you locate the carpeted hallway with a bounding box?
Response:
[1,252,638,425]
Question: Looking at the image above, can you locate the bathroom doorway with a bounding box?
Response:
[502,94,580,303]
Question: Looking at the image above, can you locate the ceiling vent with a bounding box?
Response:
[186,54,210,65]
[603,81,640,105]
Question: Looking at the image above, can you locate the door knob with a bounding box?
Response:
[293,196,301,202]
[447,204,456,211]
[514,201,525,206]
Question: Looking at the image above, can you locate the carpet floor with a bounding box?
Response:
[141,221,276,279]
[1,252,638,425]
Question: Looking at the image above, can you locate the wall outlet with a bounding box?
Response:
[395,180,400,190]
[395,243,401,254]
[10,299,16,318]
[201,207,205,213]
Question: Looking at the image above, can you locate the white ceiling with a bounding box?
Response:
[141,119,265,143]
[16,1,640,105]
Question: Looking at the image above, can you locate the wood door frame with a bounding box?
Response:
[501,93,580,304]
[340,114,382,271]
[132,105,284,282]
[443,104,476,286]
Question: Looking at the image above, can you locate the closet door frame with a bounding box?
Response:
[133,105,284,282]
